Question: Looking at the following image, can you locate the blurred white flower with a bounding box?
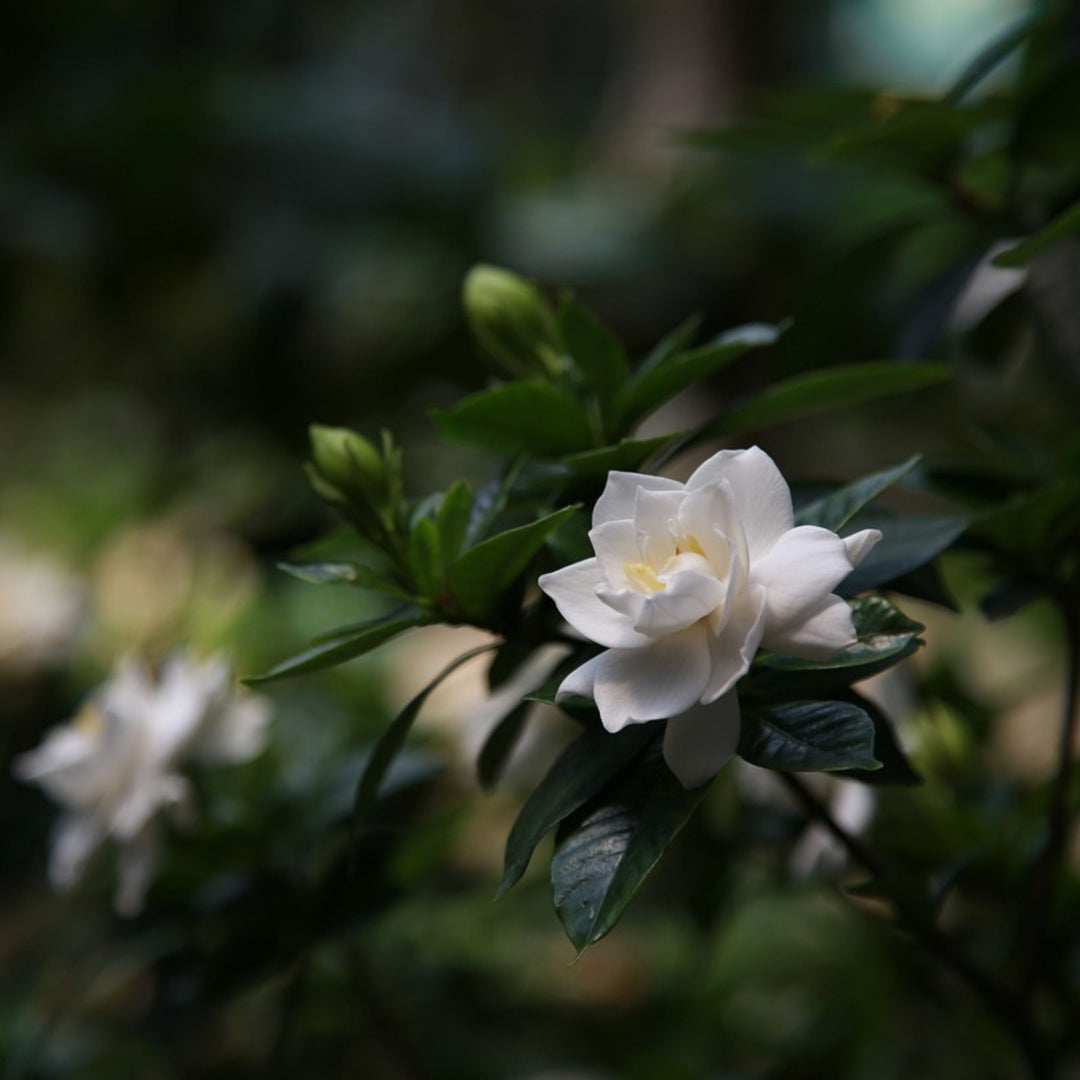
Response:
[0,536,84,674]
[538,447,880,788]
[13,652,270,915]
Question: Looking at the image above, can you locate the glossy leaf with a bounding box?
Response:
[498,723,654,896]
[477,700,531,790]
[437,481,473,560]
[449,505,579,619]
[247,609,432,684]
[550,740,706,950]
[796,455,921,531]
[353,643,497,820]
[433,381,594,456]
[838,513,967,595]
[738,699,880,772]
[562,435,675,478]
[837,691,921,786]
[615,322,782,430]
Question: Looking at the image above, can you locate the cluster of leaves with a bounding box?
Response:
[256,265,958,948]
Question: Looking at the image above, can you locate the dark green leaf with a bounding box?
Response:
[748,595,924,698]
[354,643,496,820]
[712,362,950,436]
[464,461,523,548]
[738,699,880,772]
[498,723,655,896]
[562,435,676,478]
[437,481,473,560]
[838,691,921,786]
[558,298,629,414]
[943,13,1036,103]
[487,639,537,691]
[449,505,579,619]
[246,610,432,684]
[839,513,967,595]
[550,740,705,950]
[795,455,921,531]
[409,517,442,599]
[434,382,594,456]
[635,313,703,377]
[616,322,782,430]
[477,700,532,790]
[278,560,417,601]
[993,199,1080,267]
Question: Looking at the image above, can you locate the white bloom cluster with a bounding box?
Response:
[539,447,880,788]
[14,652,270,915]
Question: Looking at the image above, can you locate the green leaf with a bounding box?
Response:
[992,199,1080,268]
[463,461,523,548]
[635,313,703,377]
[839,513,966,595]
[487,639,536,691]
[795,455,921,531]
[737,700,880,772]
[498,724,655,896]
[747,595,924,698]
[713,362,950,437]
[837,691,921,786]
[449,505,579,620]
[278,560,417,601]
[561,435,676,478]
[616,322,782,431]
[477,700,532,790]
[942,13,1036,104]
[550,741,705,950]
[558,298,629,414]
[437,481,473,560]
[409,517,442,599]
[354,643,497,820]
[434,382,594,456]
[246,609,432,684]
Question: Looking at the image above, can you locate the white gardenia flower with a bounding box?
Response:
[538,447,881,789]
[13,652,270,915]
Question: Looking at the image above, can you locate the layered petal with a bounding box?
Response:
[687,447,793,558]
[749,525,854,632]
[701,584,767,703]
[538,558,650,649]
[843,527,882,567]
[633,488,685,568]
[589,626,712,732]
[662,690,742,788]
[589,519,641,589]
[593,470,683,528]
[762,593,857,659]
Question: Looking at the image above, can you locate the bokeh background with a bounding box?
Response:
[4,0,1076,1077]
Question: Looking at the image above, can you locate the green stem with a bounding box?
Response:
[780,772,1050,1079]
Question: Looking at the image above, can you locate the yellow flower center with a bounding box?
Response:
[623,561,665,593]
[74,705,104,736]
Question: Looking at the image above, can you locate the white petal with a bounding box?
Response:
[702,584,767,702]
[762,594,857,659]
[631,564,725,637]
[662,690,742,788]
[633,488,685,568]
[593,470,683,527]
[676,479,748,579]
[843,528,882,567]
[48,813,106,890]
[750,525,854,630]
[687,447,793,558]
[110,772,190,840]
[114,826,161,917]
[193,695,271,764]
[538,558,650,649]
[591,626,711,732]
[589,519,641,589]
[556,653,605,701]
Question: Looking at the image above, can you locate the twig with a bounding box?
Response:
[779,772,1050,1080]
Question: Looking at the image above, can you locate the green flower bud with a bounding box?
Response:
[309,425,384,499]
[463,264,561,378]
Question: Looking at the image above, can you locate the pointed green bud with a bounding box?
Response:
[309,425,384,497]
[463,264,561,378]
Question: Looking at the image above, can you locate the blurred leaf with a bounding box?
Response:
[711,362,950,437]
[943,13,1036,104]
[448,505,579,620]
[738,700,880,772]
[886,559,960,610]
[550,740,705,950]
[615,322,782,431]
[247,609,432,684]
[498,723,654,896]
[477,700,531,790]
[993,199,1080,267]
[558,298,629,415]
[434,382,593,456]
[278,560,417,601]
[971,479,1080,557]
[487,638,537,690]
[796,455,921,531]
[748,596,924,698]
[437,480,473,560]
[635,312,703,375]
[839,514,967,594]
[354,643,496,820]
[409,517,442,599]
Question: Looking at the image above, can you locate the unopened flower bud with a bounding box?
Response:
[309,425,387,508]
[463,264,561,378]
